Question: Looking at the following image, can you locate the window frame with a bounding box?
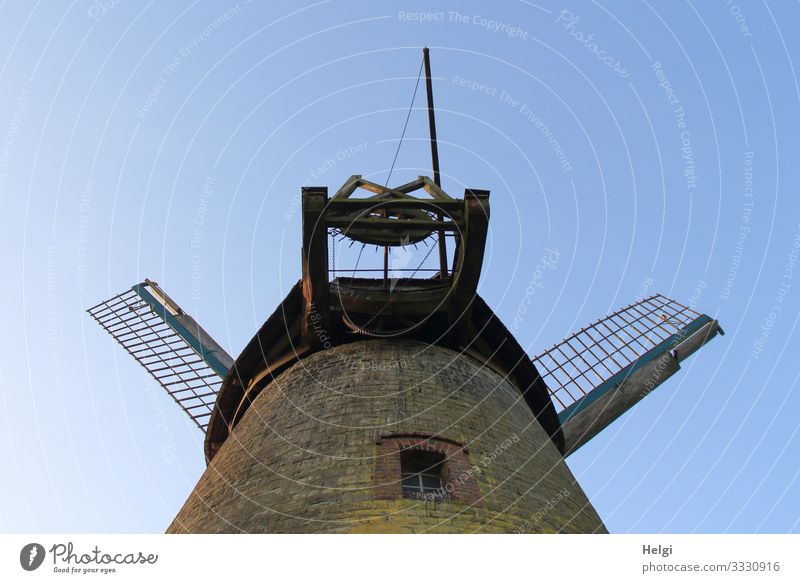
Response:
[374,432,481,506]
[400,449,447,500]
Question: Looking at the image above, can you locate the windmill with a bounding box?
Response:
[87,49,722,533]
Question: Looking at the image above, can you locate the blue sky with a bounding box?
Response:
[0,0,798,533]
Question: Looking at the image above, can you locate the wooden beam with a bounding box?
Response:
[332,175,361,199]
[450,189,490,343]
[326,198,463,211]
[301,187,329,348]
[392,176,426,194]
[354,178,424,200]
[420,176,453,200]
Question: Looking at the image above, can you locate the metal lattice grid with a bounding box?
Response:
[87,286,223,431]
[532,294,703,414]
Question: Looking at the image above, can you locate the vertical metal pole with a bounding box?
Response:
[423,47,441,187]
[423,47,448,278]
[383,208,389,288]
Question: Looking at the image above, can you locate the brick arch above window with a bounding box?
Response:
[374,432,481,505]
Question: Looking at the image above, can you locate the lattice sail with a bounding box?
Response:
[532,294,722,454]
[87,280,233,432]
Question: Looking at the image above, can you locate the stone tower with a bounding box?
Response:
[167,176,606,533]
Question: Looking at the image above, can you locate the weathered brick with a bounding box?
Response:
[168,340,606,533]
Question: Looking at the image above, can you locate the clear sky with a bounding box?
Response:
[0,0,798,533]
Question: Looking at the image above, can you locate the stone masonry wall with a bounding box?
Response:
[168,340,606,533]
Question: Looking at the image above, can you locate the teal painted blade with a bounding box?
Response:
[87,280,233,432]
